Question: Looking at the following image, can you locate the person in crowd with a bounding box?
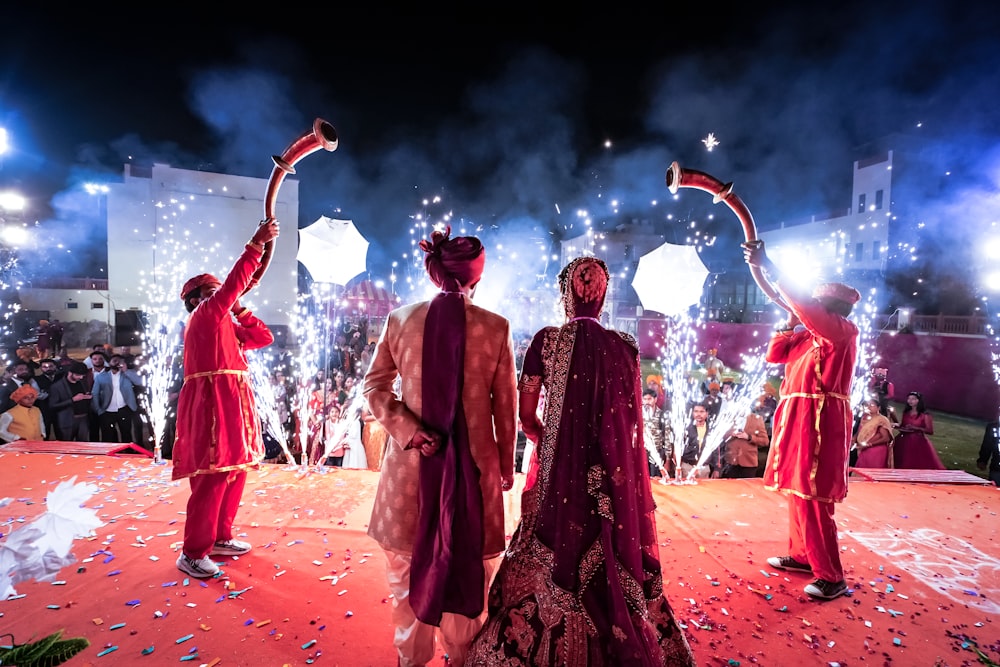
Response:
[642,387,672,480]
[363,227,517,667]
[48,361,92,441]
[977,420,1000,486]
[756,382,779,433]
[703,380,723,418]
[680,402,719,479]
[91,353,140,443]
[172,218,278,580]
[158,354,184,459]
[47,319,64,354]
[744,238,859,601]
[645,373,666,410]
[868,366,895,417]
[311,403,343,465]
[892,391,946,469]
[467,256,694,666]
[35,320,52,358]
[0,361,41,412]
[337,402,368,470]
[85,349,109,440]
[721,402,770,478]
[34,358,61,439]
[703,347,726,382]
[0,384,45,443]
[85,346,109,372]
[853,397,895,469]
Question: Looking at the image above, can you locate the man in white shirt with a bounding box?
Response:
[91,354,139,443]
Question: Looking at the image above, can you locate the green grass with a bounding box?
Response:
[902,402,988,479]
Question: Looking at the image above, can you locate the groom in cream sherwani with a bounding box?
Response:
[363,226,517,667]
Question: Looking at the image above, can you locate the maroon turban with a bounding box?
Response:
[419,227,486,292]
[812,282,861,305]
[180,273,222,301]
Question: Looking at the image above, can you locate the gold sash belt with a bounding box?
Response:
[184,369,249,381]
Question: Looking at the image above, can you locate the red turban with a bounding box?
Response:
[11,384,38,402]
[812,282,861,305]
[180,273,221,300]
[419,227,485,291]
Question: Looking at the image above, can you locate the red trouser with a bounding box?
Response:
[183,470,247,559]
[788,494,843,582]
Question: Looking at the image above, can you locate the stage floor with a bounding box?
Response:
[1,451,998,666]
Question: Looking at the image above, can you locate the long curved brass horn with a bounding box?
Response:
[244,118,339,296]
[665,161,789,312]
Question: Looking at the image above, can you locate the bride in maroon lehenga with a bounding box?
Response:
[467,257,695,666]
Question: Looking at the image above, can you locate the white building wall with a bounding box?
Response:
[106,164,299,329]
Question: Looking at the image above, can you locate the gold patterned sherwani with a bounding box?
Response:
[363,299,518,559]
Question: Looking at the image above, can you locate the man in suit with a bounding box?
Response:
[363,226,517,667]
[48,361,92,441]
[91,353,139,443]
[35,358,62,439]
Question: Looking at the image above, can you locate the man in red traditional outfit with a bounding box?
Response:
[744,239,860,601]
[172,219,279,579]
[363,227,517,667]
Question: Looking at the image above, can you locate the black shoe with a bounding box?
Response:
[804,578,848,600]
[767,555,812,573]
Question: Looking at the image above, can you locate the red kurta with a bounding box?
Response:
[764,287,858,503]
[171,246,274,480]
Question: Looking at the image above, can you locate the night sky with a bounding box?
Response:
[2,2,999,297]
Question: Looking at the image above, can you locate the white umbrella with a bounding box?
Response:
[632,242,710,317]
[297,216,369,286]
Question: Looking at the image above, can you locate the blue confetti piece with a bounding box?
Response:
[102,555,115,564]
[885,584,894,593]
[107,569,121,576]
[964,589,978,596]
[244,619,254,626]
[893,637,902,646]
[302,639,317,649]
[125,599,141,607]
[96,646,119,657]
[141,646,155,655]
[176,633,194,644]
[216,595,227,603]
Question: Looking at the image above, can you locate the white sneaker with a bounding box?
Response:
[176,554,220,578]
[210,539,252,556]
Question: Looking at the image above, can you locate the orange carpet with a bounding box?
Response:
[1,451,998,666]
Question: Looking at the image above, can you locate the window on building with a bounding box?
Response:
[875,189,884,209]
[91,302,104,309]
[855,242,864,262]
[857,193,866,213]
[872,240,881,260]
[66,302,78,309]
